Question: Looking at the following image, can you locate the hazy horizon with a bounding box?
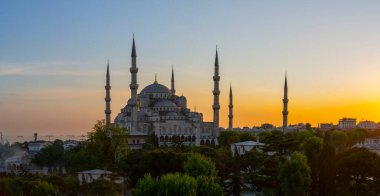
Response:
[2,1,380,135]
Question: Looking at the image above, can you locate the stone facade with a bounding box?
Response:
[111,37,219,146]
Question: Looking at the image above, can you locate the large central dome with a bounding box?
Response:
[140,82,171,95]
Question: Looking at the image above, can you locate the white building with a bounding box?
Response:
[63,140,79,150]
[78,169,112,185]
[230,141,265,156]
[27,141,50,153]
[357,120,378,130]
[353,137,380,155]
[338,118,356,129]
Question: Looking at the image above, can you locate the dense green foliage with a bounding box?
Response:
[183,153,217,178]
[6,121,380,195]
[33,139,65,167]
[32,120,129,173]
[132,153,222,196]
[278,152,311,196]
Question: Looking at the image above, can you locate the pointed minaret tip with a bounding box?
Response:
[230,83,232,95]
[131,34,137,57]
[284,72,288,88]
[106,60,110,76]
[214,46,219,66]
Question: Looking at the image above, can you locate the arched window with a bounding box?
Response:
[200,140,205,145]
[206,140,211,145]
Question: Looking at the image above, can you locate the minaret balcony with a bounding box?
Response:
[130,84,139,89]
[130,67,138,73]
[212,105,220,110]
[213,76,220,81]
[213,90,220,95]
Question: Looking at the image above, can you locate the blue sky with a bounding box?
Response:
[1,1,380,135]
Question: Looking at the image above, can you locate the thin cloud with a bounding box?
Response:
[0,61,129,77]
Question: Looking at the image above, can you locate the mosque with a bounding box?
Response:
[104,36,229,147]
[103,36,290,147]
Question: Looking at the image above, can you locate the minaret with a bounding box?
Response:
[105,60,111,126]
[212,47,220,133]
[130,35,139,130]
[282,74,288,132]
[228,84,233,130]
[171,66,176,95]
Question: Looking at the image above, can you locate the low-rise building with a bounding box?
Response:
[230,141,265,156]
[353,137,380,155]
[357,120,378,130]
[78,169,112,185]
[320,123,334,130]
[27,141,51,153]
[4,151,30,174]
[260,123,274,129]
[338,118,356,129]
[63,140,79,150]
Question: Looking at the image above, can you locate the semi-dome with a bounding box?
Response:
[140,82,171,95]
[154,99,177,107]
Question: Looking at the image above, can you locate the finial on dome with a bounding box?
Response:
[154,73,158,84]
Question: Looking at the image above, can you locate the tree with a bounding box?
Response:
[157,173,197,196]
[259,130,285,153]
[121,148,187,186]
[183,153,223,195]
[64,120,129,173]
[239,132,255,142]
[336,147,380,196]
[305,123,312,131]
[183,153,217,178]
[196,176,223,196]
[318,142,336,196]
[330,131,348,152]
[33,139,64,167]
[278,152,311,196]
[240,149,266,192]
[132,174,157,196]
[4,177,57,196]
[218,131,240,147]
[302,136,324,196]
[83,178,122,195]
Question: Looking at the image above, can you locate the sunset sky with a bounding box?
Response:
[2,1,380,136]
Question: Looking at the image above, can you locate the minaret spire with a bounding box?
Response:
[212,47,220,135]
[105,60,111,126]
[228,83,233,130]
[130,35,139,130]
[171,65,176,95]
[282,73,289,132]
